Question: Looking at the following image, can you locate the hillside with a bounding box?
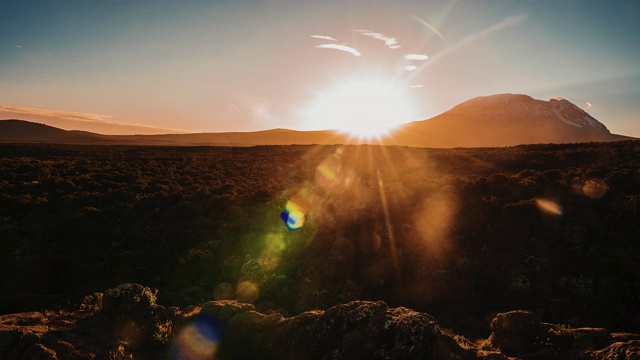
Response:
[0,119,353,146]
[1,94,634,147]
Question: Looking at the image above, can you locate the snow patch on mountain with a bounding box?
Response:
[450,94,610,133]
[549,97,608,131]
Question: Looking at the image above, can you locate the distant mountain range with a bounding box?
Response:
[0,94,634,147]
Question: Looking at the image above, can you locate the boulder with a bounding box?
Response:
[488,310,544,355]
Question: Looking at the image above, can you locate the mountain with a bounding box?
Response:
[389,94,631,147]
[0,94,634,147]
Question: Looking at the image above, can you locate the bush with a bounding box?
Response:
[102,283,157,315]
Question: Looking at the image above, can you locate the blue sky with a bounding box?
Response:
[1,0,639,136]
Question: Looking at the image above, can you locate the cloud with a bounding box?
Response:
[310,35,337,41]
[404,65,418,72]
[404,54,429,61]
[354,29,401,49]
[16,45,22,48]
[410,85,424,88]
[0,104,186,134]
[0,104,113,123]
[315,44,361,57]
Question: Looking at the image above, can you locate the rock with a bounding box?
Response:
[488,310,544,355]
[21,343,58,360]
[265,301,473,360]
[2,284,640,360]
[201,300,255,321]
[612,333,640,342]
[0,312,45,326]
[571,328,611,351]
[592,340,640,360]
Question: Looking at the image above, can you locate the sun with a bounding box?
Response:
[302,78,417,139]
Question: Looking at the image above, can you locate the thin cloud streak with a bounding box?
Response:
[310,35,337,41]
[315,44,361,57]
[0,104,185,133]
[0,104,113,123]
[0,104,190,134]
[404,65,418,71]
[405,54,429,61]
[354,29,401,48]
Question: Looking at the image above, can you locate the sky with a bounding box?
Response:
[1,0,639,136]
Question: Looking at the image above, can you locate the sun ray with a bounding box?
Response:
[376,165,401,278]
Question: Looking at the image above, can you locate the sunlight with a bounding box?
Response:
[302,79,417,140]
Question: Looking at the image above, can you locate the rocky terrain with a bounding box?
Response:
[1,283,639,360]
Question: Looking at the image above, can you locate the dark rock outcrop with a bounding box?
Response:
[1,285,639,359]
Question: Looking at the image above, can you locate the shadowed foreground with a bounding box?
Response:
[2,142,640,341]
[1,283,639,360]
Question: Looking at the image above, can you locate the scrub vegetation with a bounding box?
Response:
[1,141,639,337]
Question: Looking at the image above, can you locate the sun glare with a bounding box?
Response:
[302,79,417,139]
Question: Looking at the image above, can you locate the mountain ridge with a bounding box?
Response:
[1,94,635,147]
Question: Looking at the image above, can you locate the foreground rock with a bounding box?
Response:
[1,284,639,359]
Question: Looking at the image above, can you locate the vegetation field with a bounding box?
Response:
[1,141,639,337]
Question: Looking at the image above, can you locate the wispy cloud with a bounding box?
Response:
[15,45,22,48]
[315,44,361,57]
[404,65,418,72]
[405,54,429,61]
[0,104,113,123]
[0,104,187,134]
[354,29,401,49]
[410,85,424,88]
[310,35,337,41]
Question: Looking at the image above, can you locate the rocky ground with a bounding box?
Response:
[1,284,639,360]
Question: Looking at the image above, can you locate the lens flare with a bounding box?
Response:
[582,178,608,199]
[315,149,343,190]
[535,198,563,216]
[213,282,235,300]
[236,280,259,303]
[258,250,281,271]
[280,200,306,230]
[172,313,224,360]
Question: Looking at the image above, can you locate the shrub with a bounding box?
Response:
[102,283,157,315]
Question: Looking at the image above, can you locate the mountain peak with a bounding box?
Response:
[448,93,609,133]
